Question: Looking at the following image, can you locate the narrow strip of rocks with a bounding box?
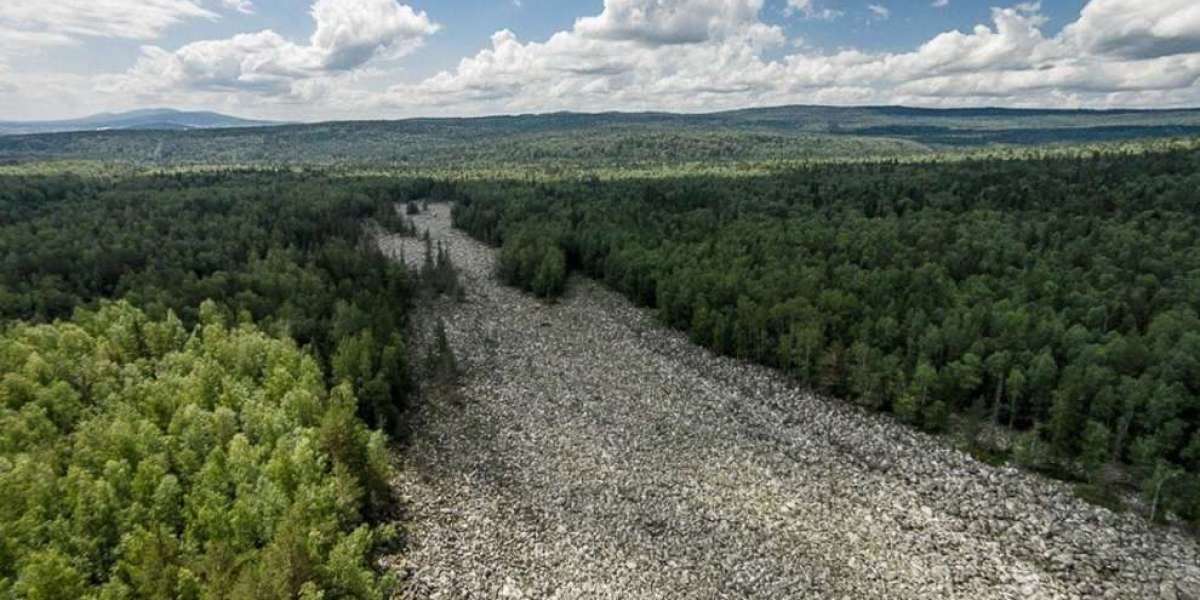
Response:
[379,203,1199,600]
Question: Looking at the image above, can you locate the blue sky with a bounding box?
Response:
[1,0,1198,120]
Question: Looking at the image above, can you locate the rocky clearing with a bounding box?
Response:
[379,204,1198,599]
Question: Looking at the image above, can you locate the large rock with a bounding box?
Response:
[1177,573,1200,600]
[499,579,524,599]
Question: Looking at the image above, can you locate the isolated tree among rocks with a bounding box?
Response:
[427,318,459,384]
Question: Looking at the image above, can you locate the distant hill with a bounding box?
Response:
[0,108,279,136]
[1,104,1199,166]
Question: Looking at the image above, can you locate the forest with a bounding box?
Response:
[452,146,1200,523]
[4,137,1200,598]
[0,170,453,597]
[4,105,1200,168]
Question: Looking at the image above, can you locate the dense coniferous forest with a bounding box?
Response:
[0,171,458,431]
[0,171,445,597]
[452,147,1200,522]
[4,130,1200,597]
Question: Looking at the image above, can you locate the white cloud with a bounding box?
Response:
[932,0,949,7]
[383,0,786,114]
[15,0,1200,120]
[575,0,769,45]
[100,0,438,99]
[220,0,255,15]
[868,4,890,21]
[0,69,96,119]
[877,4,1057,79]
[0,26,76,53]
[786,0,842,21]
[1063,0,1200,59]
[0,0,216,45]
[122,32,311,96]
[0,63,14,94]
[372,0,1200,116]
[309,0,438,69]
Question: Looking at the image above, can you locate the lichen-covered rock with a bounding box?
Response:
[1176,568,1200,600]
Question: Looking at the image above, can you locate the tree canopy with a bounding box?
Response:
[454,146,1200,522]
[0,302,395,598]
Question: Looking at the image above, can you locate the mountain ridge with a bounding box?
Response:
[0,108,280,136]
[8,104,1200,137]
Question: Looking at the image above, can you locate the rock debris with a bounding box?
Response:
[378,204,1198,599]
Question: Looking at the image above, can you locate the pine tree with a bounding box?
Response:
[427,319,458,384]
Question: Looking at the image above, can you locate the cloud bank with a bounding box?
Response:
[7,0,1200,119]
[0,0,219,49]
[98,0,438,100]
[371,0,1200,115]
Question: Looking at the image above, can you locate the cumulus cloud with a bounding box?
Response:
[309,0,438,69]
[877,4,1057,79]
[101,0,438,99]
[0,0,215,45]
[122,31,311,96]
[374,0,1200,116]
[384,0,786,114]
[1063,0,1200,59]
[31,0,1200,120]
[868,4,890,21]
[575,0,771,45]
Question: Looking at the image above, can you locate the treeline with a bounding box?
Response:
[453,148,1200,523]
[497,226,568,299]
[0,126,922,169]
[0,170,443,597]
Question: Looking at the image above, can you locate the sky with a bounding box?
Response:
[0,0,1198,121]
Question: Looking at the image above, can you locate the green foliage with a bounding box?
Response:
[11,551,85,600]
[0,303,394,598]
[896,360,938,427]
[497,227,567,299]
[332,331,409,437]
[1081,420,1113,482]
[422,241,463,299]
[454,145,1200,521]
[0,170,432,597]
[1145,461,1186,523]
[1013,427,1053,472]
[1075,482,1125,513]
[0,169,418,432]
[426,319,459,385]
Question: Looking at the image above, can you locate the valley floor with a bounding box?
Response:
[379,205,1198,599]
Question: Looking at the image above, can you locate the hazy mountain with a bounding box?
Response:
[0,109,279,136]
